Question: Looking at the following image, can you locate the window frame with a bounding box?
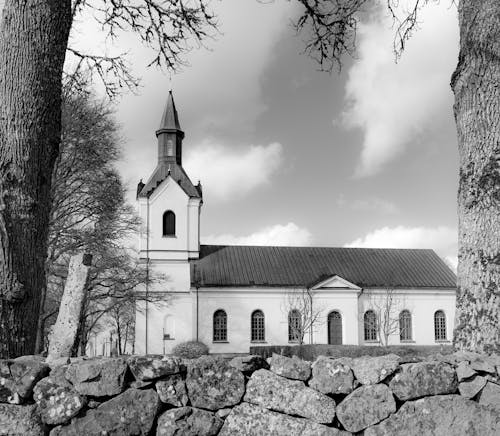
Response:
[434,310,447,341]
[288,309,301,343]
[213,309,228,342]
[364,310,378,342]
[399,310,412,342]
[251,309,265,342]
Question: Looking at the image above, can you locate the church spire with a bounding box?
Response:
[156,90,184,165]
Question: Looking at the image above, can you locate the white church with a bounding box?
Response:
[133,92,457,355]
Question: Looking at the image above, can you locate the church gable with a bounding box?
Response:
[311,275,361,291]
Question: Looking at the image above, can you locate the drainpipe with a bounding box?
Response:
[145,195,150,354]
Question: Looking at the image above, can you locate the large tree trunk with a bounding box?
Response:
[0,1,72,358]
[452,0,500,353]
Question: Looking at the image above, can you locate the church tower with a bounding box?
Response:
[137,91,203,262]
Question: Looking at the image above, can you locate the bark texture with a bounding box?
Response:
[0,1,72,357]
[452,0,500,352]
[46,252,91,363]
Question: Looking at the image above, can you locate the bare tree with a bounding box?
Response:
[0,0,216,358]
[290,0,500,353]
[106,299,135,355]
[362,288,406,346]
[281,289,322,345]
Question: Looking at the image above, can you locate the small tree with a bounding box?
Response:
[362,288,406,346]
[281,289,322,345]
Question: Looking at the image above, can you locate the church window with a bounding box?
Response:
[213,310,227,342]
[434,310,447,341]
[399,310,412,341]
[251,310,265,342]
[162,210,175,236]
[167,139,174,156]
[364,310,377,341]
[288,309,301,342]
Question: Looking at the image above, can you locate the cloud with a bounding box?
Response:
[184,141,283,201]
[343,2,459,177]
[337,194,398,214]
[203,222,313,246]
[345,225,457,271]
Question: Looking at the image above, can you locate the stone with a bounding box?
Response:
[219,402,347,436]
[186,356,245,410]
[0,403,45,436]
[336,384,396,433]
[478,381,500,412]
[364,395,500,436]
[456,361,476,381]
[458,375,487,399]
[156,407,223,436]
[351,354,400,385]
[33,377,86,425]
[244,368,335,424]
[471,357,497,374]
[309,356,354,394]
[49,388,159,436]
[389,361,457,401]
[65,357,127,397]
[130,379,154,389]
[229,355,269,374]
[156,373,188,406]
[269,353,311,381]
[216,408,232,419]
[128,355,182,381]
[0,358,50,403]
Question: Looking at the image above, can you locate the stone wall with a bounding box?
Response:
[1,351,499,435]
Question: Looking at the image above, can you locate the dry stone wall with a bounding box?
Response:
[0,352,499,435]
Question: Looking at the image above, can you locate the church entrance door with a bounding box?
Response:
[328,311,342,345]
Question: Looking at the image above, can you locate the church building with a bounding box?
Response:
[134,92,457,355]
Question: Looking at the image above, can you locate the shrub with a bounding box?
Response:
[171,341,209,359]
[249,344,454,361]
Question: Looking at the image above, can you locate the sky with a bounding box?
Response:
[69,0,460,269]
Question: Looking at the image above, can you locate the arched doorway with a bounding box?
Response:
[328,311,342,345]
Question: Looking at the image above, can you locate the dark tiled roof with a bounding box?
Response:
[138,162,201,198]
[190,245,456,289]
[158,90,182,131]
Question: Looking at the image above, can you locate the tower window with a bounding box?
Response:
[167,139,174,156]
[162,210,175,236]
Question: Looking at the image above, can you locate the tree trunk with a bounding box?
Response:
[452,0,500,353]
[46,252,91,363]
[0,1,72,358]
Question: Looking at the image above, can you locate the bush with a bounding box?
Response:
[171,341,209,359]
[249,344,454,361]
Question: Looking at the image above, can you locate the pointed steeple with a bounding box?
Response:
[156,91,185,165]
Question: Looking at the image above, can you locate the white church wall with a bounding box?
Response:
[138,178,191,258]
[187,199,201,258]
[313,292,360,345]
[357,288,456,346]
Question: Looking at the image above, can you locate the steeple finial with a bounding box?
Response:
[158,90,182,132]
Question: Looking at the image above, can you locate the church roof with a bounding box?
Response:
[157,90,182,132]
[191,245,456,289]
[138,162,201,198]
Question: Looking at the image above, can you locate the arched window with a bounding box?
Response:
[162,210,175,236]
[434,310,447,341]
[288,310,301,342]
[399,310,412,341]
[251,310,265,342]
[213,310,227,342]
[364,310,377,341]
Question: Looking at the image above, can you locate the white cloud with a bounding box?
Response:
[203,222,313,246]
[345,225,457,271]
[343,2,459,177]
[184,141,283,201]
